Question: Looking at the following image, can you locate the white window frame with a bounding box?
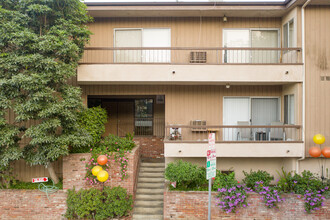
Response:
[223,96,281,124]
[114,28,171,63]
[284,94,295,125]
[222,28,280,63]
[222,28,280,48]
[114,28,171,47]
[283,19,295,48]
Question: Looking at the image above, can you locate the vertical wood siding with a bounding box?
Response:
[305,6,330,155]
[81,84,282,126]
[81,17,282,63]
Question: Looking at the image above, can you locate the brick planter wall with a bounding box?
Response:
[0,190,67,219]
[62,144,140,197]
[134,137,164,158]
[164,191,330,220]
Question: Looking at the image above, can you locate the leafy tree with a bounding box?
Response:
[0,0,93,183]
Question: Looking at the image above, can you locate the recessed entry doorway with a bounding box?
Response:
[88,96,165,137]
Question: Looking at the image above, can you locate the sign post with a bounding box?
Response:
[207,133,216,220]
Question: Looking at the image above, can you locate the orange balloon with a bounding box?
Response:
[321,147,330,158]
[97,155,108,165]
[309,146,321,158]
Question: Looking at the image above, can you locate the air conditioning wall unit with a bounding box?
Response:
[190,120,207,132]
[190,51,207,63]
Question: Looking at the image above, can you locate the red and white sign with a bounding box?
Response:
[206,133,216,179]
[32,177,48,183]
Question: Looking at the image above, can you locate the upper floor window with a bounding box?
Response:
[114,28,171,63]
[223,29,279,63]
[283,19,294,48]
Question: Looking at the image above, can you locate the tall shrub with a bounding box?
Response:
[0,0,92,183]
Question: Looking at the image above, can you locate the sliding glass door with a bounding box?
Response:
[223,97,280,141]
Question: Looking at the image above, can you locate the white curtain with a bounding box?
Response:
[251,98,279,125]
[114,29,142,62]
[251,30,279,63]
[223,30,250,63]
[223,97,250,140]
[143,29,171,63]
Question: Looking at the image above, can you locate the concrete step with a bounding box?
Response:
[132,214,163,220]
[136,188,164,194]
[134,207,163,214]
[138,177,164,183]
[140,167,165,172]
[135,200,163,207]
[135,194,163,200]
[137,182,164,189]
[139,172,164,178]
[140,162,165,167]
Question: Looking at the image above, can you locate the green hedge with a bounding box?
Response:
[65,186,133,220]
[165,160,208,191]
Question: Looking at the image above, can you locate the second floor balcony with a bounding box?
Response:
[77,47,303,85]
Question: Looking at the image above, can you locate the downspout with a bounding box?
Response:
[296,0,312,173]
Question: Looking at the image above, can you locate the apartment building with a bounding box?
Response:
[77,0,330,181]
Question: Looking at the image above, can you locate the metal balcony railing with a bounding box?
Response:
[164,124,302,143]
[80,47,302,65]
[115,117,165,137]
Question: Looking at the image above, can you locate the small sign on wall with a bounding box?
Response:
[32,177,48,183]
[156,95,165,104]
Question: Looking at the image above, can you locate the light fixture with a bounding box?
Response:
[226,84,230,89]
[223,15,227,22]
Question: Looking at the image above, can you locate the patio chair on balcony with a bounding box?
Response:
[237,121,251,141]
[269,121,286,141]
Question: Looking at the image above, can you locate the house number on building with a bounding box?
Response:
[206,133,216,179]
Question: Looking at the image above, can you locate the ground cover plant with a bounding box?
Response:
[276,169,329,213]
[65,186,133,220]
[9,179,63,190]
[166,162,329,214]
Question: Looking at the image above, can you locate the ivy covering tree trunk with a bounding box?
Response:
[0,0,93,184]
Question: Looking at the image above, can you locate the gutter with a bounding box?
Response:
[84,1,292,7]
[296,0,311,173]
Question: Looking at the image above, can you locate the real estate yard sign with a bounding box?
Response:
[206,133,216,179]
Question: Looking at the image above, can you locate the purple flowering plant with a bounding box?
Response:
[255,181,284,209]
[302,187,328,213]
[216,184,251,213]
[276,168,329,213]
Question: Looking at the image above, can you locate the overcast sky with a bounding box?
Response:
[84,0,286,3]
